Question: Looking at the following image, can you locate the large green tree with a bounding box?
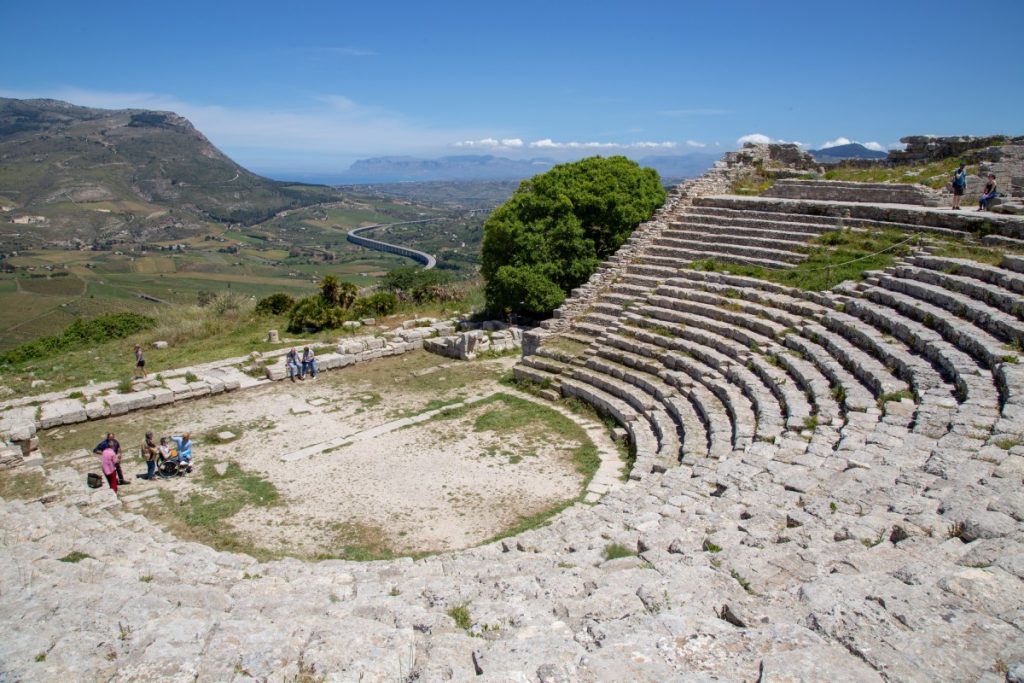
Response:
[481,156,664,317]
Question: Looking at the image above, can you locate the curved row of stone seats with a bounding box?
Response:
[637,288,891,460]
[658,270,965,438]
[687,198,973,242]
[595,331,750,450]
[763,178,945,206]
[629,283,845,428]
[875,268,1024,347]
[611,320,785,443]
[680,205,846,236]
[695,193,1023,238]
[649,234,807,268]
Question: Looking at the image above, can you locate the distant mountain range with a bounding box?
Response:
[807,143,888,163]
[0,98,338,245]
[336,152,719,184]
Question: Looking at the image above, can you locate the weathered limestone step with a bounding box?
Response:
[860,285,1011,371]
[608,325,786,440]
[910,254,1024,296]
[665,222,823,244]
[877,271,1024,346]
[783,334,877,413]
[656,229,812,253]
[647,243,799,269]
[895,262,1024,319]
[656,284,805,329]
[801,322,911,399]
[666,273,828,319]
[644,295,788,340]
[821,309,952,396]
[696,194,1013,239]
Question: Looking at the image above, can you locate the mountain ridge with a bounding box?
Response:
[0,97,338,246]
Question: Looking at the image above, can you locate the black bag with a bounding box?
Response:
[87,472,103,489]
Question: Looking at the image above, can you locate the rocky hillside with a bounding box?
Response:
[0,98,338,245]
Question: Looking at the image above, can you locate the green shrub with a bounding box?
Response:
[0,312,155,365]
[481,156,665,317]
[602,542,636,561]
[382,266,451,294]
[351,292,398,318]
[287,295,347,333]
[255,292,296,316]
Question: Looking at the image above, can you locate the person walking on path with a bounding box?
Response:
[979,174,998,211]
[301,346,317,379]
[141,431,158,480]
[93,432,129,485]
[951,163,967,210]
[133,344,146,379]
[101,447,119,493]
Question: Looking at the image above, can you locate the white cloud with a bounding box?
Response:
[819,137,887,152]
[526,139,677,150]
[737,133,805,147]
[685,140,706,148]
[737,133,774,145]
[452,138,524,150]
[820,136,853,149]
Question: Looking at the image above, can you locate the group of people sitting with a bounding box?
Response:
[92,430,193,493]
[286,346,318,382]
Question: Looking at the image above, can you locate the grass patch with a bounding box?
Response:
[447,602,472,631]
[688,227,916,291]
[730,569,754,594]
[0,469,53,501]
[877,389,914,408]
[602,542,636,561]
[58,551,92,563]
[823,157,980,190]
[143,460,280,560]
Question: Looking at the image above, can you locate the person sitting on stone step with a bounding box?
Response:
[286,347,302,381]
[978,174,998,211]
[301,346,317,379]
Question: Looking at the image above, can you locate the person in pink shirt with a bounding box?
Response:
[101,447,119,493]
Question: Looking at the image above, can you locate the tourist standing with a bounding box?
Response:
[141,431,158,480]
[101,448,119,493]
[93,432,129,485]
[951,163,967,210]
[134,344,146,378]
[979,174,998,211]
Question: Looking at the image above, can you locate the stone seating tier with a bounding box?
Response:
[763,178,945,207]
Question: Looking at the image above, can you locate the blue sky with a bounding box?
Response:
[3,0,1022,178]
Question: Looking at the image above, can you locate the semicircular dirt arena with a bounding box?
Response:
[40,352,616,559]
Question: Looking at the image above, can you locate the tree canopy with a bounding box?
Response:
[481,156,665,317]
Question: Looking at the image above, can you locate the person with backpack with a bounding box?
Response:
[951,163,967,210]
